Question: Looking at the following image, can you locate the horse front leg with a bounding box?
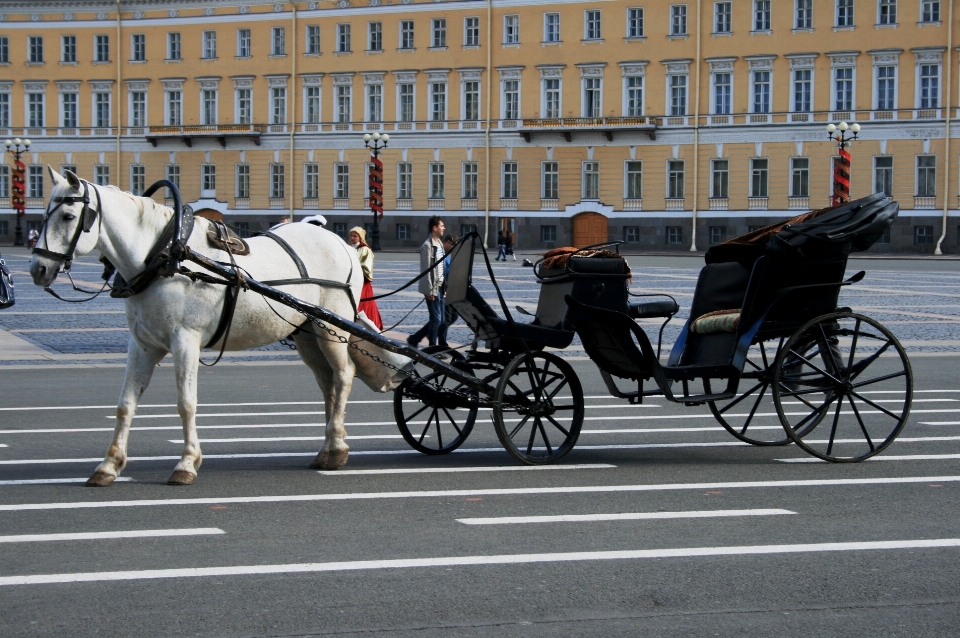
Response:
[87,337,166,487]
[309,336,356,470]
[168,333,204,485]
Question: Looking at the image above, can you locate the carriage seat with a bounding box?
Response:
[486,316,575,349]
[628,299,680,319]
[689,308,741,334]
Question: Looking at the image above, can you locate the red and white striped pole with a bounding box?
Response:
[4,138,31,247]
[826,122,859,207]
[363,132,389,251]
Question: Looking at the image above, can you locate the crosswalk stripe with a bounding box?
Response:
[0,528,224,543]
[0,477,132,486]
[317,464,615,476]
[778,454,960,463]
[456,508,795,525]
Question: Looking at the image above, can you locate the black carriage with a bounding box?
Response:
[393,193,912,464]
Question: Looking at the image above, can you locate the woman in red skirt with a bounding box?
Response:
[349,227,383,330]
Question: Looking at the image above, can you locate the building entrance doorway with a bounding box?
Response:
[499,217,516,248]
[573,212,608,247]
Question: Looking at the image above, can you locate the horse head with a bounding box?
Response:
[30,166,102,287]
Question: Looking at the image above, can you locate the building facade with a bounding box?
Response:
[0,0,957,252]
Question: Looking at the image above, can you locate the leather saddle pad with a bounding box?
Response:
[206,222,251,256]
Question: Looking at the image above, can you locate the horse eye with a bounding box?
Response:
[62,213,76,221]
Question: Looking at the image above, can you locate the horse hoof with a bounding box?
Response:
[167,470,197,485]
[86,471,116,487]
[310,449,349,470]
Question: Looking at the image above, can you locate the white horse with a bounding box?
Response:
[30,167,410,486]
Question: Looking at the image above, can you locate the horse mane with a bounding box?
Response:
[96,183,174,233]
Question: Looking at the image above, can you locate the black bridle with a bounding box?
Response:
[32,178,102,271]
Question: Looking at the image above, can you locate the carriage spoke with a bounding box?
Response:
[787,348,843,385]
[440,407,464,435]
[404,402,430,422]
[508,414,533,439]
[850,391,903,421]
[544,377,569,403]
[545,414,571,437]
[434,410,444,448]
[418,409,438,444]
[852,370,907,389]
[537,418,553,455]
[789,394,837,433]
[847,394,875,451]
[525,417,538,455]
[817,325,841,376]
[846,318,861,371]
[717,381,764,413]
[825,396,845,456]
[739,383,768,435]
[847,341,894,381]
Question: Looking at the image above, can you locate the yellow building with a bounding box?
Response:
[0,0,957,252]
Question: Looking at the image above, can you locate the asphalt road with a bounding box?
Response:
[1,247,959,636]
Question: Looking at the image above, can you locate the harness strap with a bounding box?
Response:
[261,231,358,316]
[204,280,240,351]
[260,277,353,290]
[262,232,308,279]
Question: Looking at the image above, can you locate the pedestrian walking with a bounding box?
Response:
[407,216,446,348]
[349,227,383,330]
[496,231,507,261]
[438,233,461,347]
[505,231,516,261]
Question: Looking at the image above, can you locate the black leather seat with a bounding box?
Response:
[628,299,679,319]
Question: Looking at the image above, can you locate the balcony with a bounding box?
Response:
[623,199,643,211]
[427,198,445,210]
[788,197,810,210]
[519,116,657,142]
[665,198,685,211]
[460,198,477,210]
[145,124,263,148]
[708,198,728,211]
[540,199,559,211]
[500,199,518,211]
[333,198,350,209]
[914,196,937,209]
[303,198,319,209]
[748,197,769,210]
[269,198,285,209]
[396,199,412,210]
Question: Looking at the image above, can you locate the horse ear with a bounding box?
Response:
[63,168,82,191]
[47,165,64,186]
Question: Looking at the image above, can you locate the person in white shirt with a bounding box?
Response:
[407,216,445,348]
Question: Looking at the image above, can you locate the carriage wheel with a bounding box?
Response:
[492,352,584,465]
[707,338,826,446]
[772,312,912,462]
[393,346,478,455]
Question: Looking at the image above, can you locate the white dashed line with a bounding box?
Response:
[0,528,224,543]
[456,508,796,525]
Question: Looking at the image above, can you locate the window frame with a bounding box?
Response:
[503,15,519,45]
[368,22,382,52]
[429,162,446,199]
[670,4,688,36]
[464,17,480,46]
[627,7,644,38]
[462,162,478,199]
[94,34,110,63]
[874,155,893,196]
[336,24,351,53]
[584,10,602,40]
[433,18,448,48]
[625,161,643,199]
[28,36,44,64]
[399,21,415,50]
[835,0,855,28]
[542,161,559,200]
[202,31,217,59]
[916,155,936,197]
[272,27,286,56]
[790,157,810,197]
[795,0,813,29]
[753,0,771,31]
[305,25,320,55]
[750,158,769,198]
[582,161,600,200]
[501,161,519,199]
[397,162,413,200]
[131,33,146,62]
[544,13,561,43]
[711,159,729,198]
[878,0,897,25]
[167,32,181,61]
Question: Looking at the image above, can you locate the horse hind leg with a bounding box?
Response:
[167,333,204,485]
[294,330,353,470]
[88,339,166,487]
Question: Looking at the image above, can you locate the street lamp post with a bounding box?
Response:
[4,138,31,247]
[826,122,860,207]
[363,132,389,251]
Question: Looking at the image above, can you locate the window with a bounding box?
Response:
[920,64,940,109]
[237,164,250,199]
[430,81,446,121]
[268,164,283,199]
[336,85,351,123]
[541,225,557,242]
[584,77,601,117]
[879,0,897,25]
[130,91,146,127]
[544,13,561,42]
[95,92,111,127]
[795,0,813,28]
[754,0,771,30]
[337,24,351,52]
[874,156,893,196]
[460,224,477,237]
[623,227,640,244]
[130,165,145,195]
[543,78,560,117]
[502,162,518,199]
[836,0,854,27]
[94,34,110,62]
[202,31,216,59]
[625,76,643,116]
[167,32,181,60]
[28,93,44,128]
[503,15,519,44]
[876,66,896,110]
[272,27,286,55]
[713,72,731,114]
[129,34,146,62]
[238,29,252,57]
[28,165,44,198]
[396,224,411,240]
[542,162,559,199]
[626,161,643,199]
[585,10,602,39]
[306,25,320,54]
[668,161,685,199]
[670,74,687,116]
[272,87,287,124]
[709,226,727,244]
[462,163,478,199]
[201,89,217,125]
[303,163,320,199]
[400,21,414,49]
[29,36,44,63]
[582,162,599,199]
[62,92,78,128]
[335,164,350,199]
[399,83,414,121]
[917,156,936,196]
[671,5,688,35]
[711,160,729,198]
[202,164,216,194]
[94,165,110,186]
[0,36,9,63]
[793,69,812,111]
[503,80,520,119]
[666,226,683,245]
[915,225,934,245]
[333,223,348,239]
[791,158,810,197]
[236,88,251,124]
[166,164,180,197]
[627,8,644,37]
[430,163,445,199]
[433,19,448,47]
[305,85,320,124]
[0,167,10,198]
[921,1,940,22]
[0,94,7,128]
[366,83,382,122]
[398,162,412,199]
[715,2,732,33]
[465,17,480,46]
[834,67,853,111]
[464,80,480,120]
[751,158,769,198]
[752,70,771,113]
[368,22,382,51]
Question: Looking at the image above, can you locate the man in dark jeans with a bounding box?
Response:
[407,216,445,348]
[438,233,460,347]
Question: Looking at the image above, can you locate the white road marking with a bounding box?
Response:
[2,539,958,586]
[0,477,132,486]
[317,464,615,476]
[457,508,796,525]
[3,475,960,512]
[0,528,224,544]
[777,454,960,463]
[921,422,960,425]
[169,435,405,443]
